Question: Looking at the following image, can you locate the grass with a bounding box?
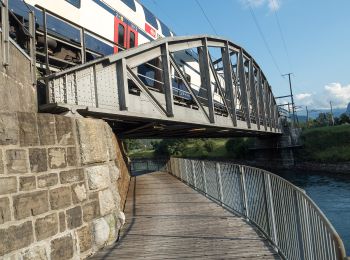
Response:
[128,149,155,159]
[298,124,350,163]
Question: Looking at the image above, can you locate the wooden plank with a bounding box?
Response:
[90,172,280,260]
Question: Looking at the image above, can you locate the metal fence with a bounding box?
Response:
[130,158,168,176]
[166,157,347,260]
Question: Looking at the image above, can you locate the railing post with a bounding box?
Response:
[239,165,249,218]
[266,174,278,248]
[238,49,251,128]
[221,42,237,126]
[1,0,10,66]
[161,42,174,117]
[216,162,224,205]
[198,38,215,123]
[116,58,129,111]
[201,161,208,195]
[191,160,197,189]
[293,189,306,260]
[29,11,36,86]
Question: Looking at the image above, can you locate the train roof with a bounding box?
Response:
[125,0,175,36]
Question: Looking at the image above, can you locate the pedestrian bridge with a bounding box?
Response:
[90,158,347,260]
[42,35,282,138]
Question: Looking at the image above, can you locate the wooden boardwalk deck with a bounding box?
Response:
[90,172,280,259]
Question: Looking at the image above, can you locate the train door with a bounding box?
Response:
[127,27,138,49]
[114,17,127,53]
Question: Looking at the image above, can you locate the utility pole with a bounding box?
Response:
[282,73,296,127]
[330,101,335,126]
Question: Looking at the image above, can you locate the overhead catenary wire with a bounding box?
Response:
[271,0,293,71]
[194,0,219,36]
[247,3,283,76]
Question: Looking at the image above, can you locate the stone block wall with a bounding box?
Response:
[0,112,130,259]
[0,32,37,113]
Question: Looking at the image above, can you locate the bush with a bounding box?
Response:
[297,124,350,162]
[204,140,215,153]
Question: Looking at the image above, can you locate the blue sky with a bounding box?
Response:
[141,0,350,111]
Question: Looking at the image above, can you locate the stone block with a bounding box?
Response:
[18,112,39,146]
[13,191,49,220]
[0,197,11,224]
[66,206,83,229]
[0,177,17,195]
[50,234,74,260]
[105,214,117,243]
[60,168,84,184]
[77,225,92,253]
[76,118,109,165]
[59,211,66,232]
[29,148,47,173]
[35,213,58,241]
[66,147,78,167]
[37,114,56,145]
[99,189,115,216]
[83,200,100,222]
[72,182,87,203]
[22,246,48,260]
[92,218,109,249]
[104,124,117,160]
[0,221,33,256]
[48,148,66,169]
[19,176,36,191]
[6,149,28,174]
[50,187,72,210]
[0,113,19,145]
[55,116,75,145]
[0,149,3,175]
[86,165,110,190]
[37,173,58,188]
[109,163,120,183]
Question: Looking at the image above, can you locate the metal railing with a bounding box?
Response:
[166,157,347,260]
[130,158,167,176]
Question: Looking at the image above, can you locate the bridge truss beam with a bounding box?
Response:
[42,35,282,138]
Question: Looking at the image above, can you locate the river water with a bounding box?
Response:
[277,169,350,255]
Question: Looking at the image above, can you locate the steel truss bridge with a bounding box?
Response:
[42,35,282,138]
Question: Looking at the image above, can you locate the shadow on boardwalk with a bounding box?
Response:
[90,172,280,259]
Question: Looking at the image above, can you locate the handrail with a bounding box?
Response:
[166,157,347,260]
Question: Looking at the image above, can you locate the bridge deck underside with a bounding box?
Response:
[90,172,280,259]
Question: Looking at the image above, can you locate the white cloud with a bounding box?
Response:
[293,83,350,109]
[241,0,281,11]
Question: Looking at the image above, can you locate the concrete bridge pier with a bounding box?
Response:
[252,125,301,169]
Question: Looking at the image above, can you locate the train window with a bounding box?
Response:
[159,20,171,37]
[118,24,125,48]
[143,7,158,29]
[9,0,30,20]
[129,32,135,48]
[66,0,81,8]
[84,33,114,56]
[46,13,81,43]
[121,0,136,12]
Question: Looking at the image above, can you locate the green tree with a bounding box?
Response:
[154,139,186,156]
[123,139,142,152]
[339,113,350,124]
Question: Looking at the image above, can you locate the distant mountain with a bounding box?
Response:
[347,102,350,115]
